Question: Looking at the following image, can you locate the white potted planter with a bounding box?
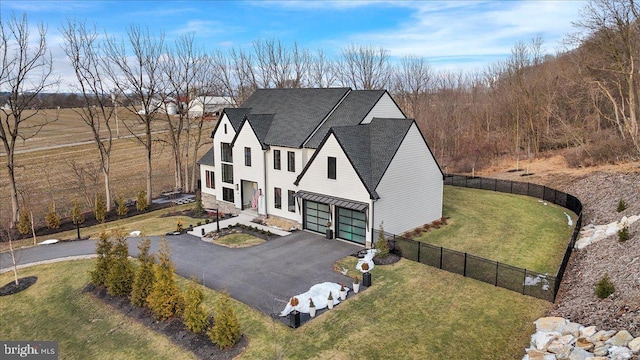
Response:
[353,276,360,294]
[327,292,334,309]
[309,298,316,317]
[339,284,347,300]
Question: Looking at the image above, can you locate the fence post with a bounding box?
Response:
[510,180,513,194]
[463,253,467,277]
[495,262,499,286]
[523,269,527,295]
[527,182,530,197]
[439,247,443,269]
[417,241,421,263]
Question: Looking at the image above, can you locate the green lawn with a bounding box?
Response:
[0,258,551,359]
[413,186,576,274]
[213,233,265,248]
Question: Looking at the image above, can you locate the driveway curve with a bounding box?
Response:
[0,232,360,316]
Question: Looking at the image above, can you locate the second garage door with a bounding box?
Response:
[337,207,366,245]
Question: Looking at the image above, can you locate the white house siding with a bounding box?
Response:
[296,135,373,246]
[232,124,266,214]
[212,114,237,212]
[374,124,443,236]
[360,93,405,124]
[265,146,304,222]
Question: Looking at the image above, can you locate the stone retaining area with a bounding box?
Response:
[524,317,639,360]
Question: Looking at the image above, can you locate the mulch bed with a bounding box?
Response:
[373,253,401,265]
[0,276,38,296]
[82,283,247,360]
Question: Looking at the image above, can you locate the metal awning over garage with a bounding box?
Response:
[294,190,368,212]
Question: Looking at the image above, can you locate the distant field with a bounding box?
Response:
[0,108,216,226]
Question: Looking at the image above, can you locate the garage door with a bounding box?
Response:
[304,200,329,234]
[337,207,366,245]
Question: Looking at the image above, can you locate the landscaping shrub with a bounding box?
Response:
[618,226,630,242]
[617,199,627,213]
[595,273,615,299]
[71,199,84,226]
[374,223,390,259]
[194,192,205,217]
[17,209,32,235]
[207,292,241,349]
[45,202,60,229]
[95,193,106,223]
[136,190,148,212]
[90,231,113,287]
[106,230,134,297]
[183,278,209,334]
[116,195,128,217]
[148,239,184,320]
[130,238,155,307]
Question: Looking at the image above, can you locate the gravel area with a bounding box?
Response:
[544,171,640,335]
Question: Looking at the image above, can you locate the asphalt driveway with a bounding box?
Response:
[1,231,360,316]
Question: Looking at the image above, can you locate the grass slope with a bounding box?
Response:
[414,186,576,274]
[1,258,550,359]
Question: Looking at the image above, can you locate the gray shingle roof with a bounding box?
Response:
[223,108,251,131]
[327,118,414,199]
[240,88,351,148]
[304,90,386,149]
[197,147,215,166]
[234,114,274,149]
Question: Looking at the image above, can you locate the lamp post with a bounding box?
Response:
[215,203,220,232]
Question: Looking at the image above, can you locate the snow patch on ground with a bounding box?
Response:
[129,231,142,237]
[38,239,59,245]
[563,212,573,226]
[280,282,348,316]
[524,274,550,291]
[355,249,377,273]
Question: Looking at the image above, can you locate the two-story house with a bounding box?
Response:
[198,87,443,247]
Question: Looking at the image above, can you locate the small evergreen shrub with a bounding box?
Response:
[17,209,32,235]
[207,292,241,348]
[130,238,155,307]
[595,273,615,299]
[71,199,84,226]
[374,223,390,258]
[136,191,148,212]
[617,199,627,213]
[106,230,134,297]
[95,193,107,223]
[148,239,184,320]
[194,191,205,217]
[45,203,60,229]
[183,278,209,334]
[116,195,128,217]
[618,226,630,242]
[90,231,113,287]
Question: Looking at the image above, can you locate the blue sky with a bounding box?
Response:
[1,0,586,89]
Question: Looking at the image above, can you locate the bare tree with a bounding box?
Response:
[573,0,640,152]
[338,44,391,90]
[308,50,337,88]
[61,19,115,211]
[0,224,21,285]
[392,55,433,118]
[102,25,166,202]
[160,33,213,193]
[0,13,58,225]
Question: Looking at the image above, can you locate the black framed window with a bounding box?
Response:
[222,187,234,202]
[244,147,251,166]
[288,190,296,212]
[273,150,281,170]
[287,151,295,172]
[224,123,227,134]
[274,187,282,209]
[328,156,336,179]
[205,170,215,189]
[221,163,233,183]
[221,142,233,162]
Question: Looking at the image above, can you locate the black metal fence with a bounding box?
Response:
[373,174,583,303]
